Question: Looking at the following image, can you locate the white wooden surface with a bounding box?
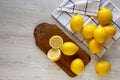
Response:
[0,0,120,80]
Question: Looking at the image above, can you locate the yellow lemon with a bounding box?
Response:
[47,49,61,61]
[82,24,96,39]
[49,35,63,49]
[94,25,108,44]
[88,39,103,54]
[95,61,111,76]
[104,25,116,39]
[98,7,113,26]
[70,14,84,32]
[60,42,79,56]
[70,58,84,75]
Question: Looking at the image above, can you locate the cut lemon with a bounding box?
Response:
[49,35,63,49]
[47,48,61,61]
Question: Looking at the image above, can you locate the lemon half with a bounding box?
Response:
[47,49,61,61]
[49,35,63,49]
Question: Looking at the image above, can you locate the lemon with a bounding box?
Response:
[49,35,63,49]
[104,25,116,39]
[70,58,84,75]
[95,61,111,76]
[60,42,79,56]
[98,7,113,26]
[47,48,61,61]
[70,14,84,32]
[88,39,103,54]
[94,25,108,44]
[82,24,96,39]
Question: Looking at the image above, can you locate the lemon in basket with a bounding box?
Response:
[60,42,79,56]
[49,35,63,49]
[104,25,116,39]
[82,24,96,39]
[88,39,103,54]
[70,14,84,32]
[94,25,108,44]
[70,58,84,75]
[47,48,61,61]
[98,7,113,26]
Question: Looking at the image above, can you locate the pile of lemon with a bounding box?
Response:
[47,7,113,76]
[70,7,116,54]
[70,7,113,76]
[47,35,111,76]
[47,35,84,75]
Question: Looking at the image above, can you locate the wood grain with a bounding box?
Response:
[34,23,91,77]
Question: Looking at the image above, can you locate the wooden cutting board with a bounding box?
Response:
[34,23,91,77]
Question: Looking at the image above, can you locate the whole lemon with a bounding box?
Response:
[104,25,116,39]
[95,61,111,76]
[60,42,79,56]
[70,14,84,32]
[98,7,113,26]
[70,58,84,75]
[94,25,108,44]
[82,24,96,39]
[88,39,103,54]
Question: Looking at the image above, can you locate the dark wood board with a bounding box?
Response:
[34,23,91,77]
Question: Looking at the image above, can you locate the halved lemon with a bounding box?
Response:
[49,35,63,49]
[47,48,61,61]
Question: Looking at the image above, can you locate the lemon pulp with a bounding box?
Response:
[49,35,63,49]
[47,48,61,61]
